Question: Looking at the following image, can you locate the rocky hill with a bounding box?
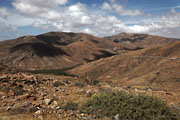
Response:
[0,32,180,119]
[70,41,180,86]
[0,63,16,74]
[0,32,178,71]
[0,32,118,70]
[105,32,178,51]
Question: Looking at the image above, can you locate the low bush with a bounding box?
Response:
[53,81,65,87]
[75,82,85,88]
[80,90,180,120]
[85,79,99,86]
[26,65,78,77]
[62,101,78,111]
[13,88,24,96]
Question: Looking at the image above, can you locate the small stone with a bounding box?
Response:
[7,107,11,111]
[44,99,52,105]
[37,116,43,120]
[28,96,37,101]
[18,94,29,100]
[165,91,172,95]
[22,102,29,107]
[51,101,58,109]
[80,113,85,116]
[53,101,58,106]
[30,107,38,113]
[2,103,7,107]
[8,90,14,96]
[35,110,42,115]
[10,103,15,106]
[114,114,121,120]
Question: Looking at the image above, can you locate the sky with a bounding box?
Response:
[0,0,180,41]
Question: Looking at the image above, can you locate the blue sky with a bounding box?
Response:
[0,0,180,41]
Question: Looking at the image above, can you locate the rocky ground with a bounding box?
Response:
[0,70,180,120]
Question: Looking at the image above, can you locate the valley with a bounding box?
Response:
[0,32,180,120]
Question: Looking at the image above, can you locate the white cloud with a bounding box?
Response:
[12,0,67,20]
[84,15,123,36]
[13,0,67,9]
[101,1,143,16]
[101,2,112,11]
[0,0,178,39]
[39,10,64,21]
[0,7,10,19]
[0,22,18,41]
[112,4,143,16]
[68,3,88,17]
[125,24,161,33]
[4,13,37,26]
[150,27,180,38]
[32,21,52,30]
[160,10,180,28]
[53,3,93,32]
[0,22,17,32]
[13,2,45,16]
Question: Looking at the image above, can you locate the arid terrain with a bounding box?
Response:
[0,32,180,120]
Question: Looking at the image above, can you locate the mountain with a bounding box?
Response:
[105,33,178,51]
[0,32,117,70]
[0,63,14,74]
[70,41,180,87]
[1,32,180,119]
[0,32,178,71]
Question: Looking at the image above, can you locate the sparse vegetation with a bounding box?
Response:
[85,78,99,86]
[13,88,24,96]
[89,79,99,85]
[80,90,180,119]
[62,101,78,111]
[75,82,85,88]
[26,65,79,77]
[53,81,65,87]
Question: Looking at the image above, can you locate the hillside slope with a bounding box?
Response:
[0,32,117,70]
[105,33,178,51]
[70,41,180,86]
[0,32,178,70]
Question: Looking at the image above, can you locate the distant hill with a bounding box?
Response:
[0,32,178,70]
[0,32,118,70]
[105,32,178,51]
[70,41,180,86]
[0,63,16,74]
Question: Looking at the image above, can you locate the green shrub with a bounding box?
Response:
[13,88,24,96]
[26,65,78,77]
[62,101,78,111]
[86,79,99,86]
[80,90,180,120]
[53,81,65,87]
[75,82,85,88]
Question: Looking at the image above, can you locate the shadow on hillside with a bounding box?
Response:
[36,35,69,46]
[113,34,148,43]
[123,47,143,51]
[84,50,116,62]
[36,32,78,46]
[10,43,70,57]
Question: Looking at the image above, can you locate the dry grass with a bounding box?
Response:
[0,113,65,120]
[0,113,37,120]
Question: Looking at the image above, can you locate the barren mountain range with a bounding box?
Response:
[0,32,180,119]
[0,32,178,71]
[0,32,117,70]
[70,41,180,85]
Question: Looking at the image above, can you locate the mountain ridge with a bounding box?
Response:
[0,31,179,70]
